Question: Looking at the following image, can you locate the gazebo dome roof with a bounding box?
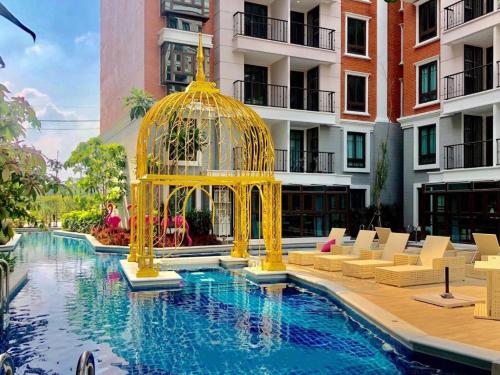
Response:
[135,35,275,179]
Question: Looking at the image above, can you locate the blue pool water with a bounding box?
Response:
[0,233,479,374]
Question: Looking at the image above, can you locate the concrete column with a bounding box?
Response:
[493,103,500,166]
[493,25,500,165]
[375,0,389,123]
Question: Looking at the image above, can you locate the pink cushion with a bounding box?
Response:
[321,239,336,252]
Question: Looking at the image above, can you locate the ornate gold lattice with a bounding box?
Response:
[128,34,285,277]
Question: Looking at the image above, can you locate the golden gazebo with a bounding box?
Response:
[127,34,285,277]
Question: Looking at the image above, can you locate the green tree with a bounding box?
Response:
[64,137,127,208]
[370,133,390,228]
[0,84,63,243]
[123,88,156,121]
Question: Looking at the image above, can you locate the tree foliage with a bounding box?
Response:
[0,84,64,242]
[370,135,390,227]
[123,87,156,121]
[64,137,127,207]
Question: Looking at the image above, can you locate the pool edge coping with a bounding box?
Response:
[286,270,500,373]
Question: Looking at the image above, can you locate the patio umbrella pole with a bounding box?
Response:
[441,267,454,299]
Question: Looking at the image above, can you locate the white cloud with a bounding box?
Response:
[14,86,99,179]
[15,87,79,120]
[74,32,98,47]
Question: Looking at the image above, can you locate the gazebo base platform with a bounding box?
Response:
[243,266,287,283]
[120,260,182,290]
[414,293,483,308]
[219,256,249,269]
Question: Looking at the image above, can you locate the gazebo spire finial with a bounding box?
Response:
[195,33,205,82]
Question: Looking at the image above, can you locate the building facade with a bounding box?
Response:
[400,0,500,242]
[100,0,499,241]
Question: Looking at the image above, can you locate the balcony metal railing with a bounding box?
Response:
[233,148,287,172]
[233,12,288,43]
[290,23,335,50]
[444,0,495,31]
[443,63,494,100]
[290,87,335,113]
[290,150,335,174]
[233,80,287,108]
[498,61,500,87]
[444,140,494,169]
[497,139,500,165]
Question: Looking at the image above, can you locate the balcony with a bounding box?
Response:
[443,63,494,100]
[232,147,287,172]
[443,0,496,31]
[233,81,335,114]
[232,12,336,65]
[290,23,335,51]
[290,87,335,113]
[233,81,287,108]
[233,148,334,173]
[290,150,335,174]
[233,12,287,43]
[444,140,495,169]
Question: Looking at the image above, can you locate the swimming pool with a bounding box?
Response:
[0,233,480,374]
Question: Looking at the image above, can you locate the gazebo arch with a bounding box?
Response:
[127,34,285,277]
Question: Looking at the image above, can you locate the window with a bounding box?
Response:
[162,0,210,19]
[347,132,366,168]
[347,17,367,56]
[346,74,367,113]
[167,15,203,32]
[418,124,436,165]
[418,61,437,104]
[418,0,437,43]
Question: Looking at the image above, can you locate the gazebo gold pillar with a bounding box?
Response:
[262,181,285,271]
[231,184,250,258]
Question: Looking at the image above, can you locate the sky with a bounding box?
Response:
[0,0,100,179]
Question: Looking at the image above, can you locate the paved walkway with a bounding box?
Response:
[286,263,500,353]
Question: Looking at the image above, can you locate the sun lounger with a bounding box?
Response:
[288,228,346,266]
[342,232,411,279]
[375,227,391,248]
[374,235,465,287]
[458,233,500,280]
[313,230,376,272]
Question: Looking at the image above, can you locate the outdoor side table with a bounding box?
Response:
[474,256,500,320]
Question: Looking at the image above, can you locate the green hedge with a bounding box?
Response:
[186,210,212,235]
[61,209,104,234]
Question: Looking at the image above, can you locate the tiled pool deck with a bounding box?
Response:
[285,262,498,353]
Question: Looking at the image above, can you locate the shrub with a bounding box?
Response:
[0,220,14,245]
[91,226,130,246]
[186,210,212,235]
[61,209,104,233]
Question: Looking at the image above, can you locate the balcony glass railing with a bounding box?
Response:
[233,12,288,43]
[290,87,335,113]
[444,0,496,30]
[443,63,494,100]
[233,80,287,108]
[290,22,335,50]
[444,140,494,169]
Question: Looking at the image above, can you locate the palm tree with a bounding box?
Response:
[0,1,36,68]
